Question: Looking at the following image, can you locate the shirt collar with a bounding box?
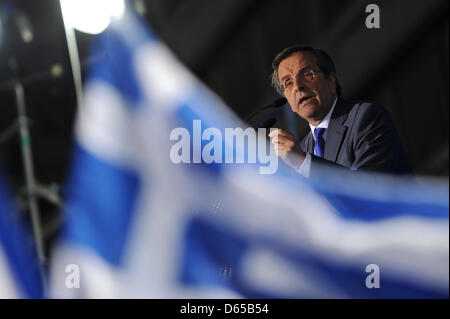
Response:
[309,97,337,140]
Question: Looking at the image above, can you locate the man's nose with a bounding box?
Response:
[293,76,305,93]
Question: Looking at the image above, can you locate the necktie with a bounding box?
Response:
[314,127,326,158]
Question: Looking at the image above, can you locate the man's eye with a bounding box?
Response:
[284,81,293,88]
[304,70,315,79]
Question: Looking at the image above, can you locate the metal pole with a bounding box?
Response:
[14,80,47,276]
[61,10,84,108]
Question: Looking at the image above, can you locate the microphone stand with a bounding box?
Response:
[13,77,46,266]
[0,58,64,291]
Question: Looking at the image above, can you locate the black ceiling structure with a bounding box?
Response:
[0,0,448,253]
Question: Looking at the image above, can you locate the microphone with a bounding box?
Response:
[261,118,277,129]
[245,98,287,123]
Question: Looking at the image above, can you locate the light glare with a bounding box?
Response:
[60,0,125,35]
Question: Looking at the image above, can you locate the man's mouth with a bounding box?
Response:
[298,95,314,106]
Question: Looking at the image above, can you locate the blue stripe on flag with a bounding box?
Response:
[322,192,449,221]
[179,211,248,293]
[62,144,141,266]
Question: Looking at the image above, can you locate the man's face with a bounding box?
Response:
[277,51,337,125]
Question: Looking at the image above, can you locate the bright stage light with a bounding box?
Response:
[60,0,125,35]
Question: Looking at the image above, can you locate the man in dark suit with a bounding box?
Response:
[268,45,412,177]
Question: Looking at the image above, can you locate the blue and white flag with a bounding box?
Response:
[50,5,449,298]
[0,172,43,298]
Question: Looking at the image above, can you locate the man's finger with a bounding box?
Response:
[268,129,281,138]
[268,128,296,140]
[268,128,291,138]
[270,135,295,146]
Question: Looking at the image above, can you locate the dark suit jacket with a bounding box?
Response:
[299,98,413,176]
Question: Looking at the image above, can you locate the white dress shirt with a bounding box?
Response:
[297,97,338,178]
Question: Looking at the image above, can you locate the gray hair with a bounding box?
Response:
[270,45,342,97]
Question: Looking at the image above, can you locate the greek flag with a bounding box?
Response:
[0,172,43,298]
[50,7,449,298]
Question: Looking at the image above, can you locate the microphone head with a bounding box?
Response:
[261,118,276,129]
[245,98,287,123]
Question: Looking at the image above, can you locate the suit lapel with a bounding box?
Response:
[307,133,314,154]
[299,130,315,154]
[324,99,349,162]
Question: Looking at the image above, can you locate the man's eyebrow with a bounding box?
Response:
[280,74,291,82]
[299,66,314,73]
[280,66,315,82]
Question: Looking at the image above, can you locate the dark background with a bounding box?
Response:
[0,0,448,249]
